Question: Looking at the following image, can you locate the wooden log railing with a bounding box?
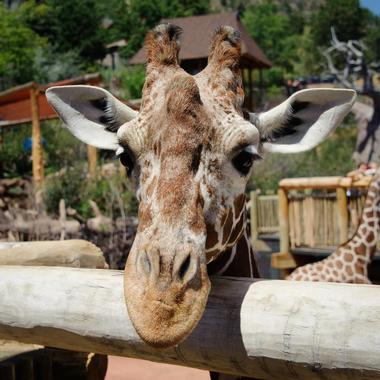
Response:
[0,266,379,379]
[0,240,107,268]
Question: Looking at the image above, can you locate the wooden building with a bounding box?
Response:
[129,12,272,111]
[0,74,101,183]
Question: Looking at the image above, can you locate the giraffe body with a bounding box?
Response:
[287,170,380,283]
[47,23,355,348]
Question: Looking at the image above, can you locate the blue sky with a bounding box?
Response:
[361,0,380,15]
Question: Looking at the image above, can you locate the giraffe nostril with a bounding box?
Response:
[173,252,198,284]
[137,250,152,276]
[178,254,191,280]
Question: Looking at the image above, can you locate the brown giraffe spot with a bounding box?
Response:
[336,260,343,269]
[327,261,334,268]
[316,263,323,271]
[222,208,234,245]
[233,194,246,218]
[346,265,353,276]
[354,263,364,275]
[367,231,375,243]
[228,216,244,245]
[355,244,366,256]
[344,252,354,262]
[366,210,374,218]
[220,207,229,227]
[206,224,219,250]
[332,270,339,277]
[368,221,375,227]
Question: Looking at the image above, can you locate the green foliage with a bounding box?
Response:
[113,0,211,58]
[44,164,138,218]
[20,0,106,63]
[0,4,44,86]
[102,65,145,99]
[250,116,358,193]
[33,47,83,84]
[0,125,32,178]
[242,0,295,68]
[41,121,85,175]
[311,0,369,47]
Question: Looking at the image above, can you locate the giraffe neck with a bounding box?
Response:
[340,176,380,264]
[207,219,259,278]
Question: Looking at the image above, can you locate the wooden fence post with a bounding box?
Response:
[250,191,259,242]
[30,86,44,184]
[336,187,349,243]
[87,145,97,177]
[278,187,289,254]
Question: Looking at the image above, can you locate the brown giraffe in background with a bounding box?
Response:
[287,168,380,283]
[46,23,355,351]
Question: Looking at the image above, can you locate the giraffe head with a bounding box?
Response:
[47,24,356,348]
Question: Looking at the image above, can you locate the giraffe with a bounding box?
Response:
[46,24,355,349]
[287,168,380,283]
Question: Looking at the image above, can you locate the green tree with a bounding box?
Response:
[311,0,369,47]
[0,4,44,86]
[118,0,210,58]
[20,0,106,63]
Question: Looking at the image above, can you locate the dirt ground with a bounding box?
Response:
[105,356,210,380]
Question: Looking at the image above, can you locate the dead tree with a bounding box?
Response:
[323,28,380,164]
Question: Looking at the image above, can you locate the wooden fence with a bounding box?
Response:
[272,175,372,269]
[0,266,380,379]
[250,192,279,240]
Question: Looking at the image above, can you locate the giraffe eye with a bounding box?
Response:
[117,147,135,176]
[232,146,261,176]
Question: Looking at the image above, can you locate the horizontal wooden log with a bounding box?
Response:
[279,176,371,190]
[0,240,106,268]
[0,267,379,379]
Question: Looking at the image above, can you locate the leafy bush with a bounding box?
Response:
[103,65,145,99]
[0,124,32,178]
[44,163,138,219]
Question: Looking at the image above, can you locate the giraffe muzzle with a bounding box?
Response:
[124,242,210,348]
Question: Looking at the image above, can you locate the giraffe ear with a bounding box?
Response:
[249,89,356,154]
[46,85,138,150]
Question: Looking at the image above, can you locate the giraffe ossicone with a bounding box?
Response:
[47,24,356,348]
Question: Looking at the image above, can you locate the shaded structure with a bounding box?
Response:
[0,74,101,183]
[129,12,272,110]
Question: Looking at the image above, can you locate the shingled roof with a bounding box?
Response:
[129,12,272,69]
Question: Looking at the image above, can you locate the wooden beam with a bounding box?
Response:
[248,68,253,111]
[87,145,98,177]
[336,187,349,243]
[1,267,380,379]
[250,191,259,242]
[278,188,289,255]
[30,86,44,184]
[279,176,372,190]
[271,252,296,269]
[0,240,107,269]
